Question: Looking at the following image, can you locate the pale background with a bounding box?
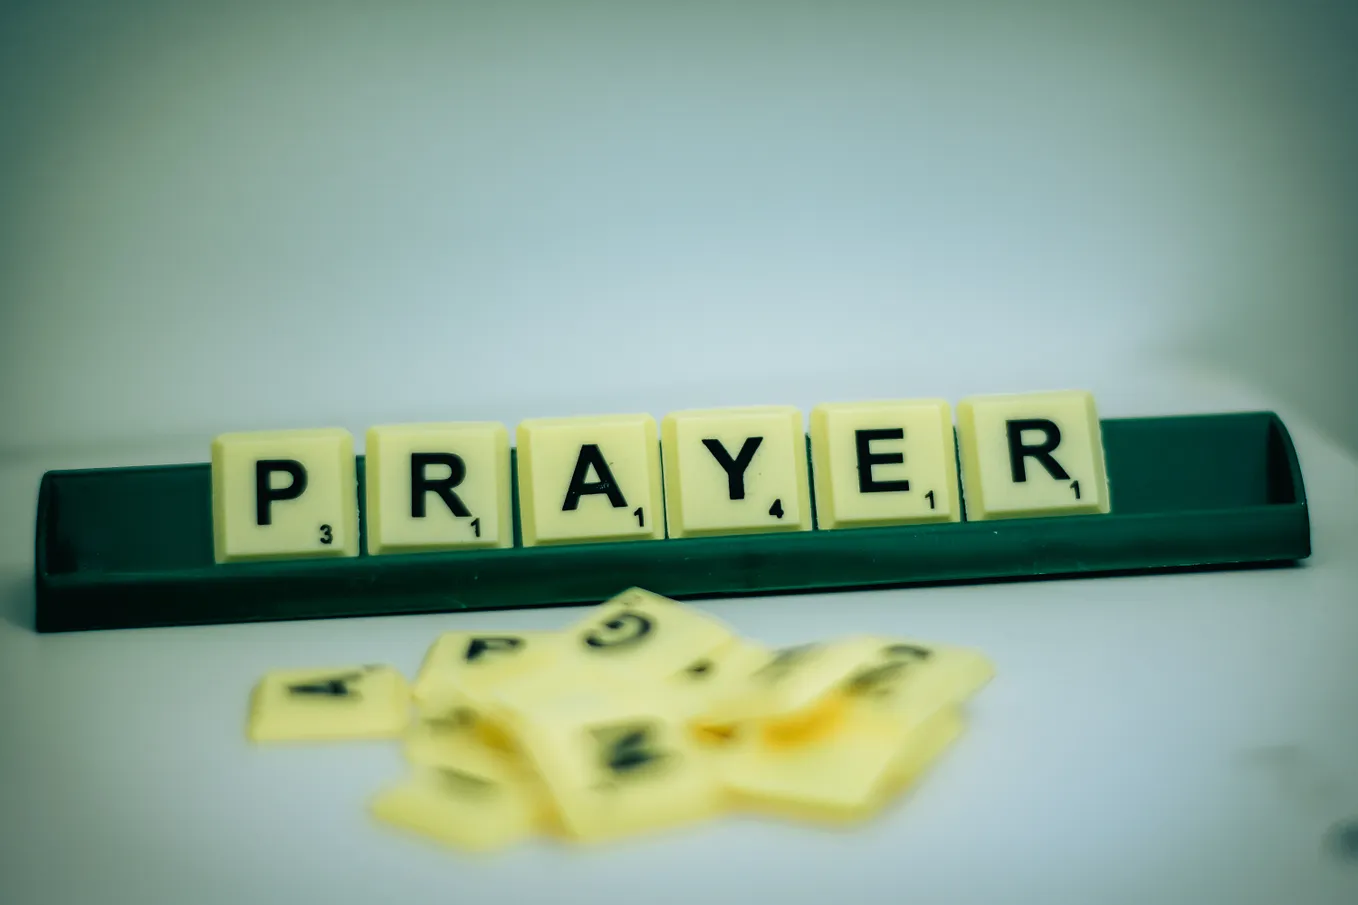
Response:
[1,2,1356,903]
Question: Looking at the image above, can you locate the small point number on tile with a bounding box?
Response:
[925,490,936,509]
[633,507,644,527]
[470,517,481,537]
[769,499,784,519]
[1071,480,1081,499]
[319,524,333,545]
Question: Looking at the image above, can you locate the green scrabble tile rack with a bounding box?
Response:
[33,411,1310,633]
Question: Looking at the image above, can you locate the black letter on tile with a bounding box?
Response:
[256,459,307,526]
[464,636,524,662]
[593,723,666,776]
[702,437,763,500]
[855,428,911,493]
[288,671,364,697]
[584,613,653,649]
[1006,419,1070,482]
[411,452,470,518]
[562,444,627,510]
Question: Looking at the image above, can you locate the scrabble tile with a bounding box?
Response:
[840,637,995,718]
[558,588,736,682]
[957,390,1111,520]
[703,636,885,726]
[809,399,961,529]
[211,428,358,563]
[247,665,409,742]
[512,691,724,843]
[516,414,665,547]
[412,630,560,711]
[717,697,964,823]
[412,630,561,752]
[661,406,812,538]
[715,696,912,823]
[666,641,772,736]
[404,709,526,777]
[364,422,512,554]
[882,707,965,795]
[370,765,542,853]
[490,666,633,731]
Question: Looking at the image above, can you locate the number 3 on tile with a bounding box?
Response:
[768,499,784,519]
[319,524,333,545]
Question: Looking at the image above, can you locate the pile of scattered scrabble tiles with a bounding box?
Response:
[248,588,993,851]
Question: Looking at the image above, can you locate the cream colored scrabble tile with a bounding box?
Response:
[247,665,409,742]
[412,630,560,711]
[957,390,1111,520]
[715,696,905,822]
[883,707,965,794]
[405,710,521,775]
[666,641,772,732]
[557,588,736,681]
[211,428,358,563]
[516,414,665,547]
[717,698,963,823]
[841,637,995,718]
[365,422,512,554]
[809,399,960,529]
[703,636,886,725]
[513,691,724,844]
[490,666,630,732]
[412,630,561,754]
[370,765,542,853]
[661,406,812,538]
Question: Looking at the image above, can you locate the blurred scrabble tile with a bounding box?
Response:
[412,630,560,711]
[840,637,995,718]
[882,707,965,795]
[365,422,512,554]
[704,636,885,726]
[516,414,665,547]
[211,428,358,563]
[667,641,772,736]
[404,709,527,775]
[559,588,737,681]
[661,406,812,538]
[716,693,915,823]
[247,665,409,742]
[513,692,724,843]
[957,390,1111,520]
[810,399,960,529]
[370,765,542,853]
[412,630,561,753]
[490,665,631,732]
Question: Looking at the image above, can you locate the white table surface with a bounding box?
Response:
[2,379,1355,905]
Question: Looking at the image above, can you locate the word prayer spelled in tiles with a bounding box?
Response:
[211,391,1111,563]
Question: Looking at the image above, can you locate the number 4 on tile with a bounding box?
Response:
[769,499,784,519]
